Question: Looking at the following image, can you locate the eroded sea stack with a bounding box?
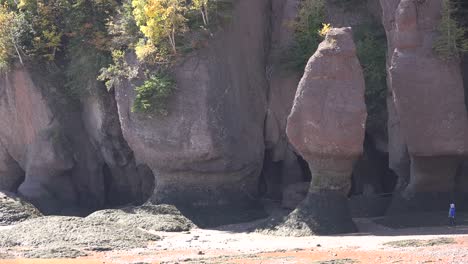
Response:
[286,27,367,234]
[381,0,468,212]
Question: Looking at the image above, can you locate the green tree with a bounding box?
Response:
[132,72,174,114]
[17,0,70,61]
[433,0,468,59]
[63,0,117,95]
[289,0,325,70]
[354,23,388,136]
[107,0,141,49]
[97,50,138,91]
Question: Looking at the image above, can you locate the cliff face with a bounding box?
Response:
[0,68,152,214]
[380,0,468,212]
[114,0,270,213]
[0,0,467,228]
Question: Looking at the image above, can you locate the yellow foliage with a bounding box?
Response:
[318,23,332,37]
[135,40,157,61]
[132,0,188,54]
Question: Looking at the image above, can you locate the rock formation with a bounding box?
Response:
[113,0,270,221]
[380,0,468,212]
[0,68,77,213]
[81,87,154,206]
[0,191,42,225]
[263,0,305,199]
[285,27,367,234]
[0,0,466,230]
[0,67,151,214]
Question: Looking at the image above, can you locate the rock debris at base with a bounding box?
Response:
[0,204,196,258]
[0,192,42,226]
[87,204,195,232]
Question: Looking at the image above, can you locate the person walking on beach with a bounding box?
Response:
[449,203,456,226]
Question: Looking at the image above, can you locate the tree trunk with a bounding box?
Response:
[11,37,23,65]
[200,9,207,26]
[168,29,176,54]
[204,4,209,25]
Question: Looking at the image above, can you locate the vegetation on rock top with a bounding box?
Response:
[0,0,231,114]
[434,0,468,60]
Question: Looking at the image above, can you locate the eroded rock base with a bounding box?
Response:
[258,191,356,236]
[150,177,267,227]
[0,192,42,225]
[174,203,267,228]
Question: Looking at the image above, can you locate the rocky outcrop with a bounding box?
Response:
[262,0,307,200]
[285,27,367,234]
[380,0,468,211]
[287,27,367,195]
[0,142,23,192]
[0,67,151,214]
[0,68,78,213]
[0,191,42,225]
[380,0,408,190]
[81,86,154,206]
[264,0,301,162]
[114,0,269,216]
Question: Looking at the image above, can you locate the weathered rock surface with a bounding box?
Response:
[258,191,356,236]
[262,0,308,200]
[0,215,160,253]
[281,182,308,209]
[21,247,88,259]
[87,204,194,232]
[380,0,468,210]
[0,145,23,193]
[0,68,80,213]
[81,86,154,206]
[0,67,152,214]
[351,137,397,196]
[287,27,367,195]
[380,0,410,190]
[265,0,302,162]
[114,0,270,215]
[0,204,199,258]
[0,192,42,225]
[282,27,366,234]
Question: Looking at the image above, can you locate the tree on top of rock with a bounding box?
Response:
[433,0,468,60]
[0,4,29,71]
[132,0,188,54]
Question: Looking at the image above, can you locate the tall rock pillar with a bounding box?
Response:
[286,27,367,234]
[380,0,468,212]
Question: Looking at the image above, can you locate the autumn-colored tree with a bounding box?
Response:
[132,0,188,54]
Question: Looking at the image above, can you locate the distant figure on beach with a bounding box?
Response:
[449,203,456,226]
